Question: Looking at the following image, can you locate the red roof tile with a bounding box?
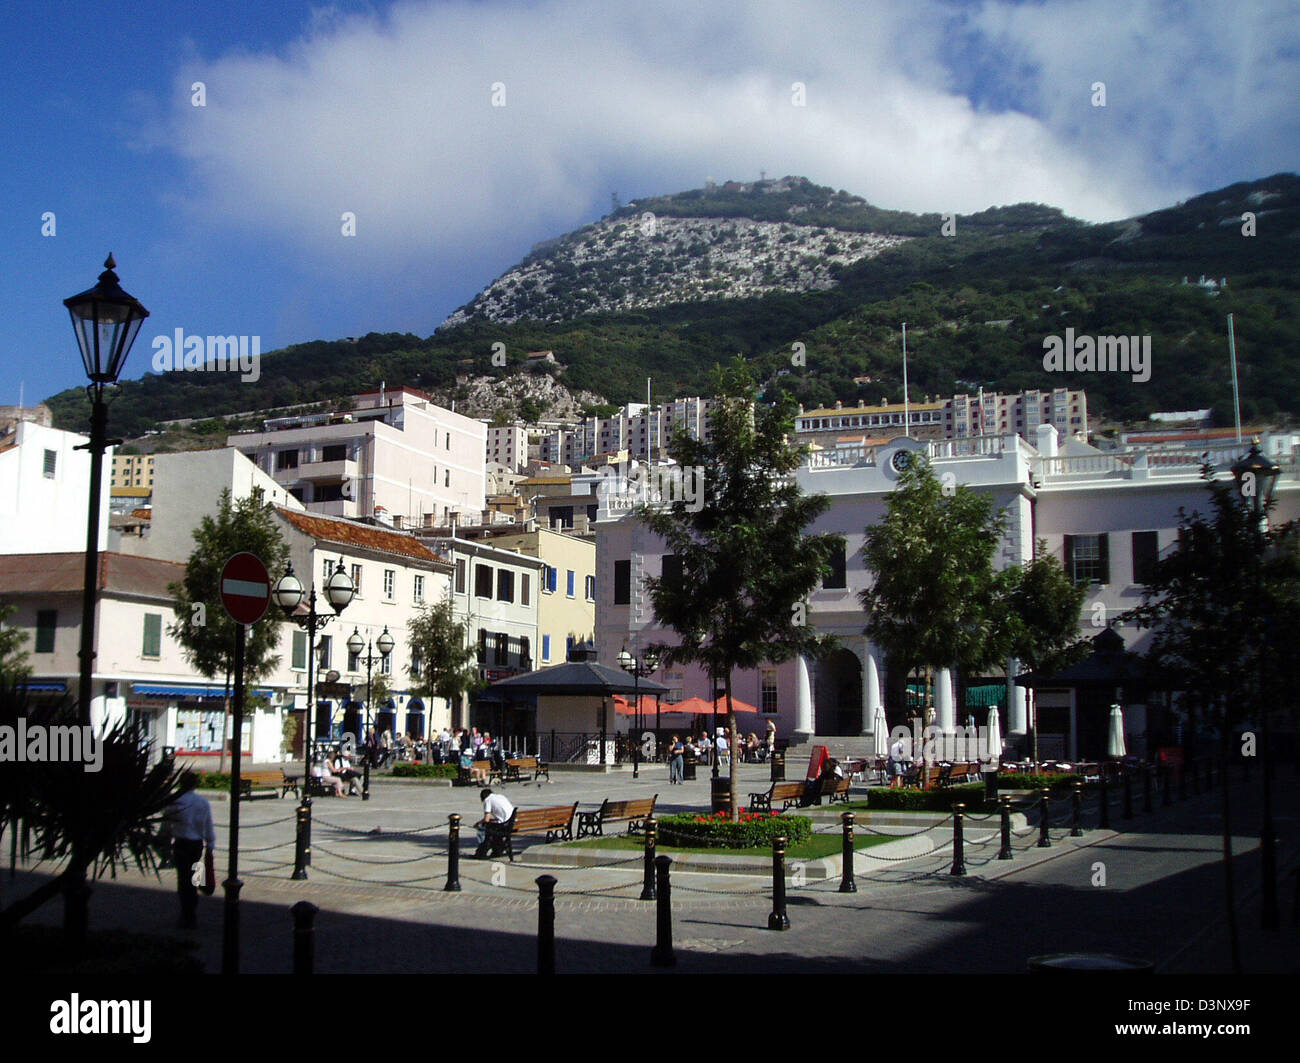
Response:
[275,507,451,567]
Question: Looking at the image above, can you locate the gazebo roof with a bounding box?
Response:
[1014,628,1147,689]
[486,660,670,698]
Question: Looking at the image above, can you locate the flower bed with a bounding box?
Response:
[654,810,813,849]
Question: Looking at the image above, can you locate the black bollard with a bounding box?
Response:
[1098,773,1111,830]
[1162,761,1172,806]
[641,817,657,901]
[221,877,242,975]
[536,874,556,974]
[291,900,318,975]
[1071,781,1084,836]
[650,855,676,967]
[768,836,791,930]
[1122,768,1133,821]
[1037,789,1051,848]
[292,800,311,880]
[998,796,1013,860]
[1143,763,1153,813]
[950,804,967,876]
[840,812,857,893]
[445,814,462,892]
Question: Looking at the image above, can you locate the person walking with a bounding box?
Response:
[163,771,216,930]
[668,734,685,784]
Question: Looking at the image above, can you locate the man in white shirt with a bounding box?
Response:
[163,771,216,929]
[474,787,516,859]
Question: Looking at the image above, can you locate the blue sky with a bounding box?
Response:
[4,0,1297,413]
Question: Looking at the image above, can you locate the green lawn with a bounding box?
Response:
[562,831,896,860]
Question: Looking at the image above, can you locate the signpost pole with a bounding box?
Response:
[222,621,246,975]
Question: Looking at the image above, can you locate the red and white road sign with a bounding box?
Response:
[220,552,271,625]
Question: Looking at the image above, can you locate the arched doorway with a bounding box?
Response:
[815,650,862,735]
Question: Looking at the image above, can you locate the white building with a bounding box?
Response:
[0,420,110,555]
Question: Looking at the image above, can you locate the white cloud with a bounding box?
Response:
[161,0,1298,294]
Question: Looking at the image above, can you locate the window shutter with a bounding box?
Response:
[1098,534,1110,585]
[1063,536,1075,583]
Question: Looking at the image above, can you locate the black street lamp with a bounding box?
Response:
[65,255,148,725]
[273,558,355,802]
[619,646,661,779]
[348,625,394,801]
[1231,439,1281,931]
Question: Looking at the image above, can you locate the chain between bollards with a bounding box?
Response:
[445,814,462,892]
[536,874,556,975]
[950,804,966,876]
[651,855,676,967]
[839,812,856,892]
[998,796,1013,860]
[1037,789,1051,848]
[292,799,311,880]
[291,900,318,975]
[768,836,790,930]
[641,817,657,901]
[1070,781,1083,837]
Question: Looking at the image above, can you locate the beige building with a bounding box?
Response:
[111,453,155,490]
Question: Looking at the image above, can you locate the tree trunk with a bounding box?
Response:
[725,673,738,819]
[1220,730,1242,974]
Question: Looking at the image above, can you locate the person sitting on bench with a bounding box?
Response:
[313,760,345,798]
[474,788,515,858]
[800,757,844,807]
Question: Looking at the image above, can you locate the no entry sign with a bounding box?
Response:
[220,552,271,625]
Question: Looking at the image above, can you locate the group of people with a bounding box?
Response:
[664,721,778,782]
[311,746,365,796]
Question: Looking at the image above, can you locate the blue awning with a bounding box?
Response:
[132,683,275,699]
[22,681,68,693]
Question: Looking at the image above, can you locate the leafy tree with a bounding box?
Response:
[0,603,30,684]
[639,358,843,817]
[1122,469,1300,973]
[168,489,290,772]
[407,599,482,720]
[858,457,1006,722]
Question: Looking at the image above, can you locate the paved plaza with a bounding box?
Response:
[6,760,1297,974]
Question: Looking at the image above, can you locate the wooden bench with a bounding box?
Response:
[503,756,550,783]
[237,770,297,800]
[748,780,807,814]
[576,795,657,838]
[942,763,978,787]
[817,774,852,804]
[483,803,579,861]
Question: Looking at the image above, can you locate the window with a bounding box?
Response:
[475,563,493,598]
[1131,531,1159,586]
[444,469,450,488]
[142,613,162,658]
[497,569,514,602]
[587,503,598,524]
[413,574,425,603]
[383,569,395,600]
[292,630,308,670]
[316,483,343,502]
[380,653,392,676]
[661,554,682,589]
[43,450,57,479]
[613,560,631,604]
[411,652,423,678]
[1064,534,1109,586]
[477,628,488,665]
[566,635,575,659]
[317,635,332,670]
[348,649,361,672]
[446,431,451,450]
[519,637,530,670]
[351,564,363,596]
[585,574,596,601]
[276,449,299,470]
[35,610,56,653]
[322,444,348,463]
[520,573,530,606]
[542,566,557,594]
[822,544,847,589]
[494,632,508,665]
[566,570,575,597]
[761,668,779,714]
[542,634,551,662]
[455,559,466,594]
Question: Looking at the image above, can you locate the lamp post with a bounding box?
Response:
[1231,439,1281,931]
[64,255,149,725]
[348,625,394,801]
[619,646,661,780]
[273,558,355,803]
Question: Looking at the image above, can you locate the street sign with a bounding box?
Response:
[220,552,271,625]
